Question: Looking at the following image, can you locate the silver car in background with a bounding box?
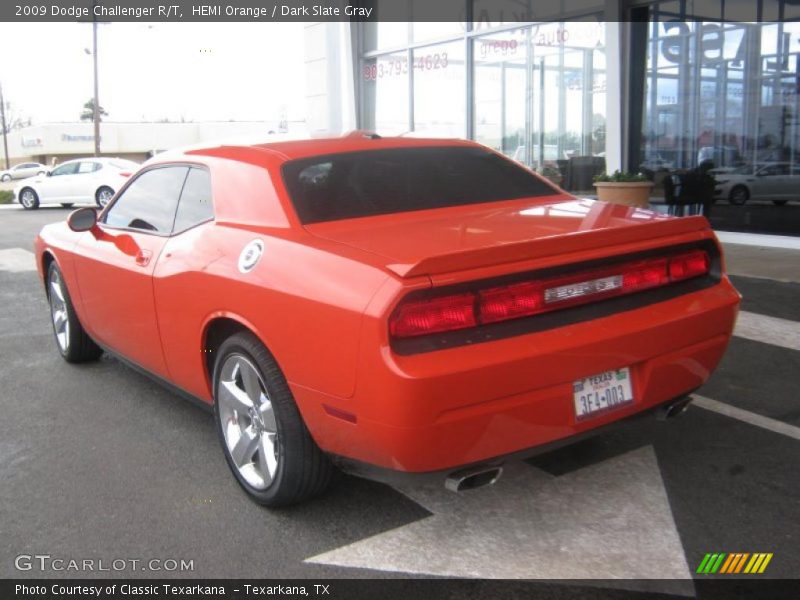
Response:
[713,162,799,206]
[0,162,48,181]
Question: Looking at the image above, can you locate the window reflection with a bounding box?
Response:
[362,52,410,134]
[413,41,466,137]
[641,9,800,213]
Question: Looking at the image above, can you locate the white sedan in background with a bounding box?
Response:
[0,162,48,181]
[14,157,139,209]
[713,162,799,206]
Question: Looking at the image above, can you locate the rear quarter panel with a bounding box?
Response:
[150,156,391,404]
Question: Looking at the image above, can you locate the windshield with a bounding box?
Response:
[282,146,558,224]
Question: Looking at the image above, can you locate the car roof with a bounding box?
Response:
[177,132,481,166]
[57,157,132,165]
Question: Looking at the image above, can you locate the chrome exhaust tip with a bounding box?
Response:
[656,396,693,421]
[445,465,503,493]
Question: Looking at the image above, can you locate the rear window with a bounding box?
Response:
[281,147,557,224]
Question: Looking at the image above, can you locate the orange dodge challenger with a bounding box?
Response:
[35,134,740,506]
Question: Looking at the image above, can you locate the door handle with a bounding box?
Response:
[135,249,152,266]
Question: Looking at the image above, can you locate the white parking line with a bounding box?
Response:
[308,446,694,593]
[717,231,800,250]
[735,311,800,352]
[692,395,800,442]
[0,248,36,272]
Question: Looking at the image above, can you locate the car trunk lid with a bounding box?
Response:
[304,198,711,279]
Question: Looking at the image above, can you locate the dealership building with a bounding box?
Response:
[305,0,800,202]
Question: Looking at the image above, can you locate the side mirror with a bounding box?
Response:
[67,207,97,232]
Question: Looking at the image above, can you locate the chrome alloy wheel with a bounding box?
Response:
[20,189,36,208]
[48,267,69,352]
[97,187,114,207]
[217,354,279,490]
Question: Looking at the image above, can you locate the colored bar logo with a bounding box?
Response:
[696,552,773,574]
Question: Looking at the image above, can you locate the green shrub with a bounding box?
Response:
[594,170,650,183]
[0,190,13,204]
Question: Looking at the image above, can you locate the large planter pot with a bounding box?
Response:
[593,181,653,208]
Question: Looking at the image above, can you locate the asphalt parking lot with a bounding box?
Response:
[1,206,798,597]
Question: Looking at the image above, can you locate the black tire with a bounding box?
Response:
[772,200,788,206]
[60,203,74,208]
[213,332,333,507]
[95,186,114,208]
[1,173,10,182]
[729,185,749,206]
[19,187,39,210]
[46,262,103,363]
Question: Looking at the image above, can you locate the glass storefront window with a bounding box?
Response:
[641,17,800,172]
[637,2,800,235]
[472,20,606,184]
[531,22,606,170]
[471,0,603,31]
[362,21,409,53]
[362,52,410,134]
[473,29,527,159]
[412,21,464,43]
[412,41,466,137]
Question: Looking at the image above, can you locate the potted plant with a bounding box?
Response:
[593,170,653,208]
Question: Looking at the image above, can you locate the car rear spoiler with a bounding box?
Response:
[386,215,712,279]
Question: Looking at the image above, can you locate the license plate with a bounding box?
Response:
[573,367,634,420]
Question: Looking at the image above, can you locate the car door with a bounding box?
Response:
[74,165,189,378]
[39,162,80,201]
[152,166,216,399]
[15,163,37,179]
[71,160,103,201]
[753,164,784,199]
[770,164,792,200]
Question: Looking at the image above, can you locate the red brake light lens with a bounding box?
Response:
[669,250,710,281]
[390,249,711,339]
[622,259,670,292]
[479,281,543,324]
[389,292,477,338]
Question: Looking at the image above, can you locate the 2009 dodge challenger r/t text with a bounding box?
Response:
[35,133,740,506]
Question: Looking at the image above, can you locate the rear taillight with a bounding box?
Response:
[389,249,711,338]
[668,249,710,281]
[389,292,477,337]
[479,281,542,324]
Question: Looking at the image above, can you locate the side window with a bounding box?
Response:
[173,167,214,232]
[50,163,79,177]
[104,166,188,233]
[77,162,97,174]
